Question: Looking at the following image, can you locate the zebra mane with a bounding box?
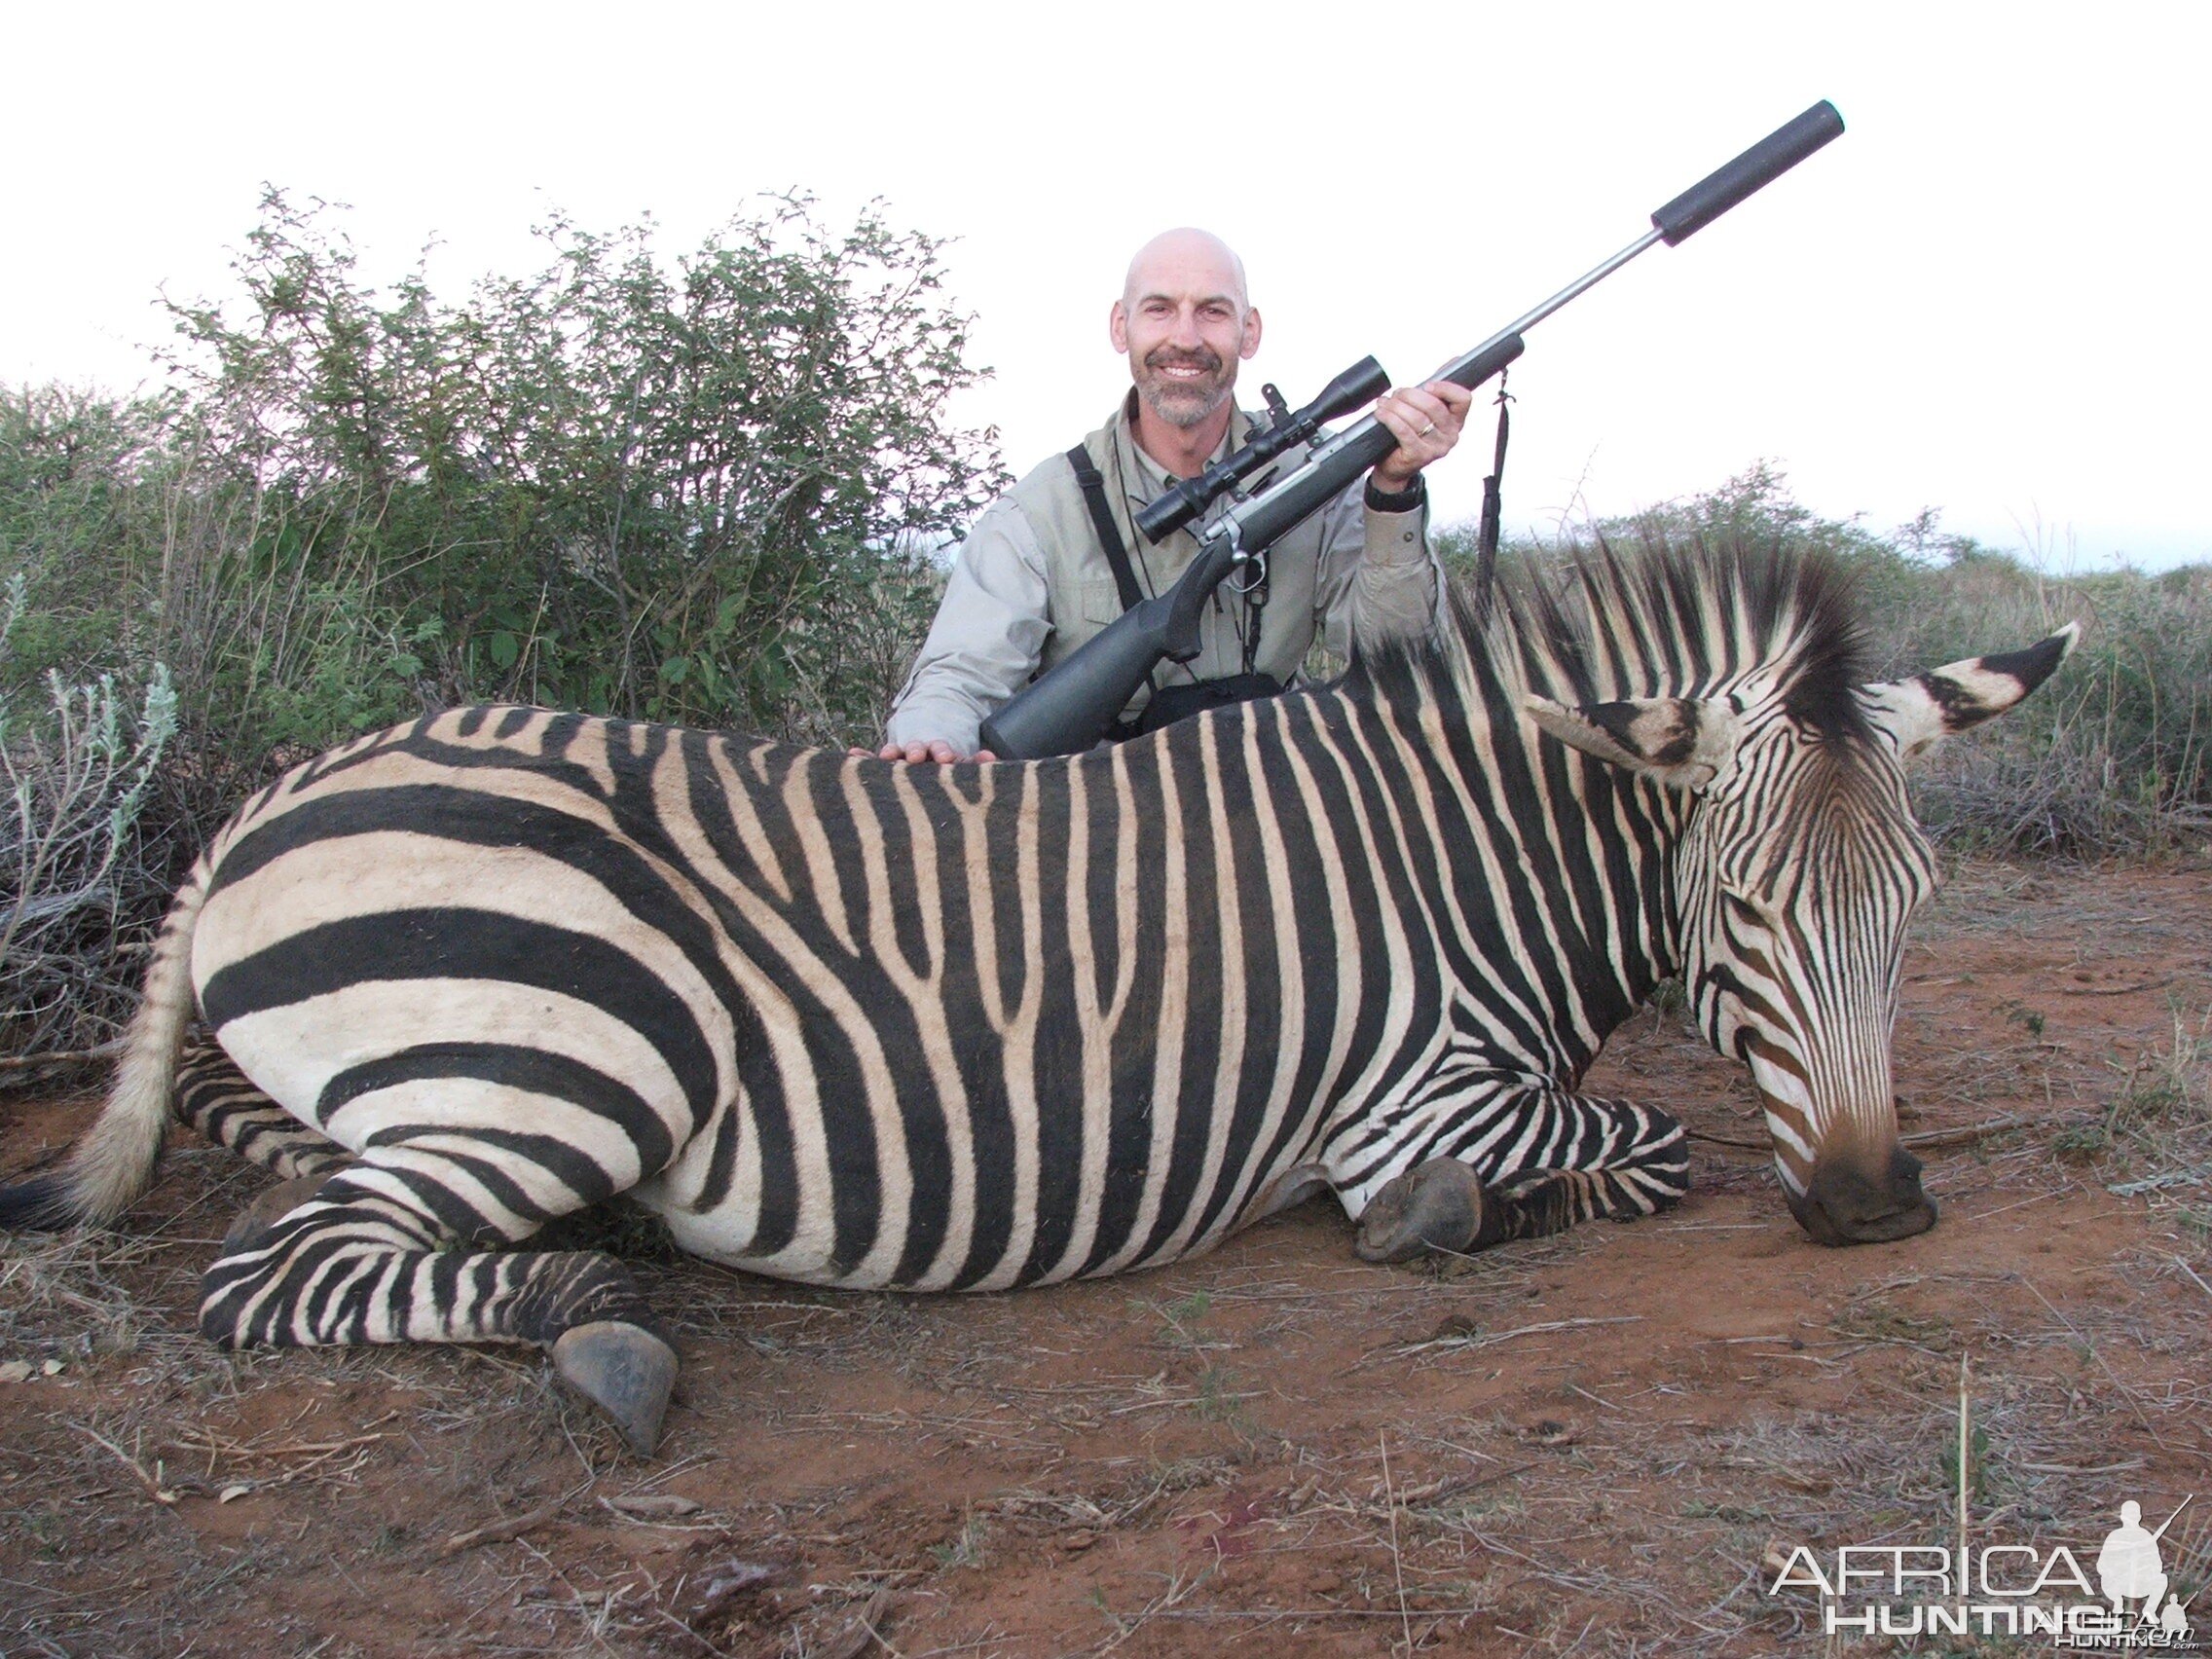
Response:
[1349,535,1874,739]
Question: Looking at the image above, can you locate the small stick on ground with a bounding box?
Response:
[71,1421,178,1506]
[440,1478,594,1557]
[440,1498,567,1557]
[1381,1432,1413,1657]
[1381,1314,1643,1362]
[1691,1112,2061,1154]
[1957,1351,1973,1576]
[2016,1275,2172,1452]
[0,1041,124,1072]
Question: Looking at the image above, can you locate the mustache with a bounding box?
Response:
[1143,346,1224,375]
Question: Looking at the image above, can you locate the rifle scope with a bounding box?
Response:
[1134,355,1391,543]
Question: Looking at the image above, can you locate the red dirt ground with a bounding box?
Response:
[3,858,2208,1658]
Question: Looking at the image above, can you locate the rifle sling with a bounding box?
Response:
[1476,371,1512,614]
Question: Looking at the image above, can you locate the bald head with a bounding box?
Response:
[1110,228,1262,436]
[1121,228,1250,315]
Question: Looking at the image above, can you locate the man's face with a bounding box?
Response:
[1110,238,1262,431]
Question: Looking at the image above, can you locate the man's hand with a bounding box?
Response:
[1369,380,1474,496]
[847,740,999,764]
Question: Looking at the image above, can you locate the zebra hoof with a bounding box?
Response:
[552,1321,678,1456]
[221,1175,328,1253]
[1354,1158,1491,1264]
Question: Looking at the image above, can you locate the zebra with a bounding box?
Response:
[0,537,2072,1455]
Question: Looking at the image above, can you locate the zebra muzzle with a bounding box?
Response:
[1788,1145,1936,1247]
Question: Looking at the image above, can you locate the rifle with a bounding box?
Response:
[978,99,1846,761]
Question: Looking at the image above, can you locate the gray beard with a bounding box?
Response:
[1139,377,1231,430]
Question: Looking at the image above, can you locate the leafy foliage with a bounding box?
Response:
[0,192,998,1057]
[153,188,998,738]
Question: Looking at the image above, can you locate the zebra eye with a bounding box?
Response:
[1719,886,1781,931]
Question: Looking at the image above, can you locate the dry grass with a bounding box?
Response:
[4,860,2210,1657]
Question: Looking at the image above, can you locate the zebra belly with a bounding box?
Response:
[625,1067,1327,1294]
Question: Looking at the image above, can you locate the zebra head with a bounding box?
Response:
[1526,623,2078,1245]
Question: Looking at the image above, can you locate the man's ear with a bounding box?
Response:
[1524,694,1740,791]
[1109,300,1130,355]
[1240,306,1263,360]
[1860,623,2079,760]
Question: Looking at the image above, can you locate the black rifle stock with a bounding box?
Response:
[977,100,1845,761]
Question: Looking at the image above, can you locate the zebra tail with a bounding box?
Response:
[0,861,208,1230]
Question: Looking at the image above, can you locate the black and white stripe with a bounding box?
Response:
[2,536,2074,1449]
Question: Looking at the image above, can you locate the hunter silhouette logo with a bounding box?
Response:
[2098,1498,2194,1636]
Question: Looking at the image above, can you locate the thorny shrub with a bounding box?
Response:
[0,574,177,1055]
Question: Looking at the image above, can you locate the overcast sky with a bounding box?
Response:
[9,3,2205,569]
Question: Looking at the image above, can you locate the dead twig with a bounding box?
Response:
[2166,1254,2212,1303]
[2015,1274,2172,1453]
[1685,1127,1770,1152]
[0,1041,123,1071]
[69,1421,177,1506]
[1692,1111,2065,1154]
[439,1477,594,1556]
[1904,1112,2073,1149]
[167,1429,387,1461]
[440,1498,567,1556]
[1379,1314,1643,1361]
[1380,1433,1413,1658]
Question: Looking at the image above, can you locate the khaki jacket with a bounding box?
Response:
[887,395,1440,754]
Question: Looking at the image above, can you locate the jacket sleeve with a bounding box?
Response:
[884,498,1052,755]
[1313,483,1442,661]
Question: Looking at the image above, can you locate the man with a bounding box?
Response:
[876,227,1470,762]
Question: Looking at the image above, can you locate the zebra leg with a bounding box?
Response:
[1354,1090,1689,1263]
[198,1167,677,1455]
[175,1037,354,1182]
[173,1037,363,1259]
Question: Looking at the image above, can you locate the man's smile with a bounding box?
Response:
[1147,350,1222,381]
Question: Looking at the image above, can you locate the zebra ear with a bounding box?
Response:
[1524,694,1740,790]
[1861,623,2080,760]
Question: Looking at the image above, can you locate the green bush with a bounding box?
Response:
[0,191,996,1059]
[149,188,998,743]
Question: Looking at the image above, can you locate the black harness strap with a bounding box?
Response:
[1064,438,1278,736]
[1065,445,1145,612]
